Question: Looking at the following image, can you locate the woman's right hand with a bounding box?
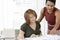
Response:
[30,34,36,38]
[17,37,24,40]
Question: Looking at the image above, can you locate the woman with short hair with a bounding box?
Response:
[17,9,41,40]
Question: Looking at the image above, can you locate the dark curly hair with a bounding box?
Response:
[46,0,56,5]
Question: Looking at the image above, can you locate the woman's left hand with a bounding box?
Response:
[49,29,57,35]
[30,34,36,38]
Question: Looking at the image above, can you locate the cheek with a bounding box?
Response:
[52,7,54,9]
[46,5,49,9]
[30,17,36,21]
[29,18,33,21]
[33,17,36,20]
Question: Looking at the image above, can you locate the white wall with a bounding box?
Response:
[0,0,60,35]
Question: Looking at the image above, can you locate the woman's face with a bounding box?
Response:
[29,14,36,23]
[46,1,55,13]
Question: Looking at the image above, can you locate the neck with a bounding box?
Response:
[48,10,53,14]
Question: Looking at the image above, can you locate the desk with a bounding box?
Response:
[25,35,60,40]
[0,37,15,40]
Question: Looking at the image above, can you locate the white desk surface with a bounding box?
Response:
[25,35,60,40]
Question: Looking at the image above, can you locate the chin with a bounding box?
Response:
[31,21,35,23]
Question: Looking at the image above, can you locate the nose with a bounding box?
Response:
[48,6,52,10]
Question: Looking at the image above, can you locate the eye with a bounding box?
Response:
[51,5,54,7]
[47,5,49,6]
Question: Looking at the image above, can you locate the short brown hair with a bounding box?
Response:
[24,9,37,24]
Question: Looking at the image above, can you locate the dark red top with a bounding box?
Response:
[44,7,60,30]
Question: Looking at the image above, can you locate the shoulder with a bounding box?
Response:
[21,23,28,29]
[55,9,60,17]
[20,23,28,32]
[41,8,45,13]
[21,23,27,27]
[40,7,46,15]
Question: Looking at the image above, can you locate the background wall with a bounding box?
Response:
[0,0,60,35]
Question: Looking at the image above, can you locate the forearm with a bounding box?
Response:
[17,34,24,40]
[38,18,43,23]
[17,38,24,40]
[38,16,44,23]
[17,30,25,40]
[38,9,44,23]
[53,24,59,30]
[17,36,24,40]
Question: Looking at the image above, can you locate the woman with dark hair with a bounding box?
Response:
[38,0,60,35]
[17,9,41,40]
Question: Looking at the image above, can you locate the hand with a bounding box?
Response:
[17,36,24,40]
[17,38,24,40]
[30,34,36,38]
[49,29,57,35]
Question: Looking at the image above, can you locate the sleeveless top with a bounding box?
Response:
[44,7,60,30]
